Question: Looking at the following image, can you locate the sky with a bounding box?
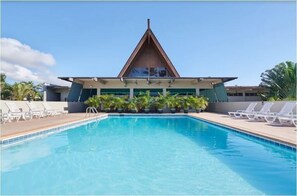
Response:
[1,1,296,86]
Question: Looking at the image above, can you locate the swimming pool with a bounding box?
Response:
[1,116,296,195]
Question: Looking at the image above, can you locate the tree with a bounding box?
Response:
[12,81,42,101]
[0,73,12,100]
[260,61,296,100]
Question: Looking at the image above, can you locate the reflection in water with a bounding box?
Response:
[1,135,69,172]
[172,117,296,195]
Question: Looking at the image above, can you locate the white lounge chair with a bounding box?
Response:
[264,102,296,124]
[245,102,274,121]
[228,102,257,118]
[26,102,45,119]
[42,102,68,116]
[0,109,9,124]
[277,114,297,126]
[292,116,297,127]
[5,102,30,122]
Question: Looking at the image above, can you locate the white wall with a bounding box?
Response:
[207,101,296,114]
[228,96,262,102]
[0,101,86,113]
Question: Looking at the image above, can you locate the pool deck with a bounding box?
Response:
[188,113,296,147]
[1,112,296,146]
[0,113,107,140]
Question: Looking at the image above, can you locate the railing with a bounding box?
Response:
[85,107,99,116]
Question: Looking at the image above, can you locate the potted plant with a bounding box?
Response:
[114,96,128,113]
[182,96,190,113]
[128,98,138,113]
[84,96,101,109]
[188,96,201,113]
[166,93,179,113]
[199,96,209,112]
[155,93,166,113]
[137,91,152,113]
[99,94,114,113]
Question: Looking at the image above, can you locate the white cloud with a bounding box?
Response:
[0,38,69,86]
[1,38,55,68]
[1,61,40,82]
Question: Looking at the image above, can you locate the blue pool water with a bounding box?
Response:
[1,116,296,195]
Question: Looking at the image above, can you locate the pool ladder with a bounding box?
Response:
[85,107,99,116]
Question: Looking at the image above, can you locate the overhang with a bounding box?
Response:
[58,76,237,84]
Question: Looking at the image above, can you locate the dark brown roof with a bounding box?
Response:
[118,21,180,77]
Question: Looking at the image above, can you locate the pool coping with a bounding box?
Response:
[0,114,108,147]
[185,114,296,151]
[1,113,296,151]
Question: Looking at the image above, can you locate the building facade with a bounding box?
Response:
[44,84,70,101]
[226,86,267,102]
[59,20,237,103]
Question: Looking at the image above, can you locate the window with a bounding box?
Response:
[133,89,163,96]
[100,89,130,96]
[128,67,168,77]
[245,92,258,96]
[128,67,149,77]
[227,93,243,96]
[79,88,97,102]
[166,89,196,96]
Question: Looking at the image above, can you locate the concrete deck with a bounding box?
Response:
[0,113,107,140]
[1,112,296,146]
[188,113,296,146]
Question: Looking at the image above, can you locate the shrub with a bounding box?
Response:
[84,96,101,108]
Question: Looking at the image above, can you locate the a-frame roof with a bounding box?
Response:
[118,19,180,77]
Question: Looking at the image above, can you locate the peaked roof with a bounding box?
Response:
[118,20,180,77]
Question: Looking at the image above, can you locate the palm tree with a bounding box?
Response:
[0,73,12,100]
[12,81,42,101]
[260,61,296,100]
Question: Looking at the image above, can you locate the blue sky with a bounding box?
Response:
[1,1,296,86]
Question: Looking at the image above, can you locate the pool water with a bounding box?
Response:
[1,116,296,195]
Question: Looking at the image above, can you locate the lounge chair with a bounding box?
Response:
[0,109,9,124]
[264,102,296,124]
[292,116,297,127]
[228,102,257,118]
[26,102,45,119]
[244,102,274,121]
[277,114,297,126]
[5,102,30,122]
[41,102,68,116]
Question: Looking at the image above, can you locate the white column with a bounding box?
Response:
[196,87,200,96]
[163,88,166,96]
[97,88,101,95]
[129,88,133,99]
[43,90,47,101]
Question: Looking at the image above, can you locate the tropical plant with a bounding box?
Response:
[181,96,191,112]
[0,73,12,100]
[165,93,180,110]
[136,91,153,111]
[127,98,138,112]
[188,96,199,111]
[11,81,42,101]
[113,96,128,112]
[84,96,101,108]
[199,96,208,111]
[154,93,166,111]
[260,61,296,100]
[188,96,209,112]
[99,94,115,111]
